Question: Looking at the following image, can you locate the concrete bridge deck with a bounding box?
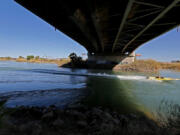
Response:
[15,0,180,59]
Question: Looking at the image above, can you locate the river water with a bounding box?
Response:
[0,61,180,118]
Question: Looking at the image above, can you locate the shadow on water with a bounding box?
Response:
[84,77,143,114]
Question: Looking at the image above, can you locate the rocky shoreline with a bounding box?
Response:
[0,103,175,135]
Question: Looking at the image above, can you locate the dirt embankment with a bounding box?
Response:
[16,58,70,66]
[113,60,161,73]
[113,59,180,73]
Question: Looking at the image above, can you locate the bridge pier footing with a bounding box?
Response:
[87,52,135,64]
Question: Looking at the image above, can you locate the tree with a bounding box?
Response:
[6,57,11,60]
[27,55,34,60]
[19,56,24,59]
[35,56,40,59]
[69,53,77,61]
[68,53,84,67]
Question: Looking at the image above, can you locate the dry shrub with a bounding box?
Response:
[114,59,161,72]
[160,62,180,71]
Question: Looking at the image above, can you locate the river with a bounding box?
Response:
[0,61,180,119]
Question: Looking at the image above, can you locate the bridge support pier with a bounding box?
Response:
[88,52,135,64]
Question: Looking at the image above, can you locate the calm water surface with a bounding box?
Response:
[0,61,180,117]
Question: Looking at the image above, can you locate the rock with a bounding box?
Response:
[19,121,42,135]
[68,110,86,120]
[119,115,129,128]
[52,119,64,127]
[90,108,103,120]
[89,119,97,126]
[19,124,28,132]
[56,109,64,116]
[112,118,120,125]
[92,108,103,116]
[100,123,109,130]
[77,121,88,128]
[49,105,56,108]
[31,123,42,135]
[128,113,138,119]
[100,122,114,133]
[67,103,82,109]
[103,112,113,120]
[0,104,171,135]
[29,108,43,119]
[41,111,54,121]
[42,108,48,114]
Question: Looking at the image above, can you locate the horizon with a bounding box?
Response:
[0,0,180,62]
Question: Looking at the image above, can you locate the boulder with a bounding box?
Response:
[77,121,88,128]
[41,111,54,121]
[52,119,64,127]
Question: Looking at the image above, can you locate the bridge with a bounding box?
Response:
[15,0,180,63]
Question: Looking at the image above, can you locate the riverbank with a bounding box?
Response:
[113,60,161,73]
[61,59,180,73]
[113,59,180,73]
[1,57,180,73]
[0,101,174,135]
[0,57,70,67]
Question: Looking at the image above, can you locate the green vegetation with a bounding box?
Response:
[18,56,24,58]
[69,53,83,63]
[35,56,40,59]
[68,53,86,68]
[26,55,34,60]
[69,53,83,64]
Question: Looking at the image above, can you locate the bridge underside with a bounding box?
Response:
[15,0,180,57]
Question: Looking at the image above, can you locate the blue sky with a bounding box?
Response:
[0,0,180,61]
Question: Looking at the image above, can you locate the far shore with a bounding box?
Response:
[1,57,180,73]
[0,56,70,67]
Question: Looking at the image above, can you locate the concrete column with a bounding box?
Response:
[88,52,135,64]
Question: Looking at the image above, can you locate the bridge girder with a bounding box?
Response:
[15,0,180,55]
[121,0,180,54]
